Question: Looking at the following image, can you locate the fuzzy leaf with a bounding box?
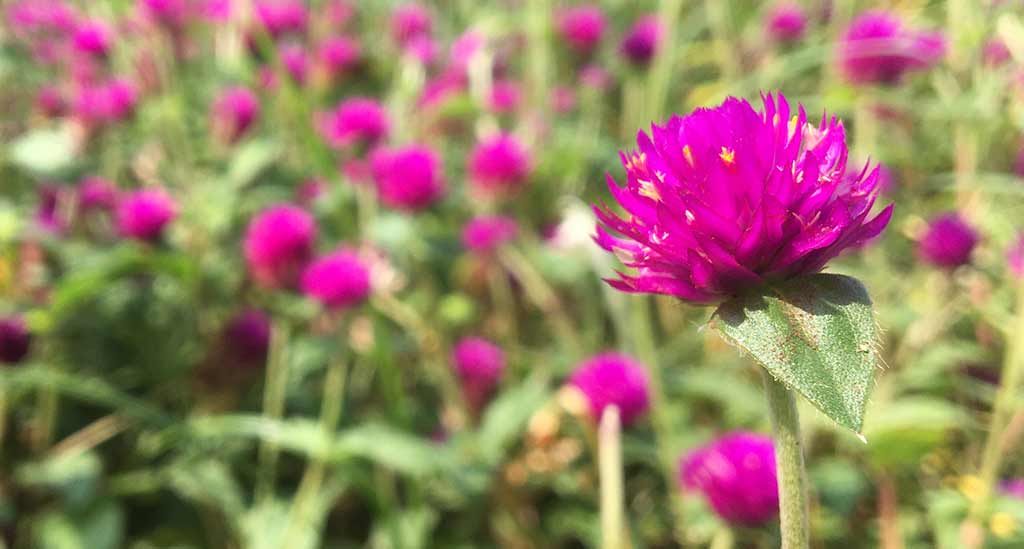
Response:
[711,274,880,433]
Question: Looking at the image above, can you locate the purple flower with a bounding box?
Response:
[138,0,188,28]
[221,309,271,369]
[452,337,505,411]
[254,0,307,39]
[371,145,445,212]
[36,85,67,117]
[917,212,978,269]
[212,86,259,143]
[462,216,519,255]
[594,93,892,304]
[116,187,178,241]
[300,249,371,309]
[580,64,611,91]
[449,30,484,71]
[765,3,807,43]
[0,315,32,365]
[280,43,309,84]
[318,97,389,149]
[620,15,662,66]
[983,38,1011,67]
[1003,479,1024,500]
[244,204,316,290]
[468,133,532,195]
[838,11,945,85]
[1008,234,1024,278]
[78,176,118,211]
[488,79,521,114]
[1015,148,1024,178]
[73,78,139,126]
[390,3,432,47]
[556,5,606,54]
[680,432,779,526]
[35,185,65,234]
[317,36,361,77]
[72,19,112,57]
[296,178,327,207]
[568,353,651,427]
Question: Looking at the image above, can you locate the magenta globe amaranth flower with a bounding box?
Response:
[317,36,361,78]
[244,204,316,290]
[116,187,178,241]
[452,337,505,411]
[765,3,807,43]
[222,309,271,369]
[488,79,521,114]
[371,145,445,211]
[1008,234,1024,278]
[254,0,308,39]
[568,353,651,427]
[838,11,945,85]
[319,97,389,149]
[556,5,606,54]
[74,78,139,126]
[212,86,259,143]
[594,93,893,304]
[301,249,371,310]
[138,0,188,29]
[0,315,32,365]
[680,432,779,526]
[983,39,1011,67]
[917,212,978,269]
[620,15,662,66]
[36,85,67,117]
[390,3,432,47]
[1003,479,1024,500]
[468,133,532,195]
[73,19,112,57]
[462,216,519,255]
[280,43,309,84]
[78,176,118,211]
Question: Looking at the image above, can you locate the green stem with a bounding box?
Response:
[645,0,686,121]
[704,0,738,82]
[762,370,810,549]
[853,92,878,162]
[599,405,626,549]
[256,319,291,503]
[498,248,581,360]
[971,280,1024,521]
[33,382,58,452]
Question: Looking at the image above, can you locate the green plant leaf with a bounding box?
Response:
[710,274,880,433]
[476,377,550,464]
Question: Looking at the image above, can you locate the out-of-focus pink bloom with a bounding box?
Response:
[462,215,519,255]
[297,179,327,206]
[221,309,271,369]
[212,86,259,143]
[580,64,611,91]
[765,3,807,43]
[983,38,1012,67]
[317,36,361,77]
[403,35,438,64]
[280,43,309,84]
[488,79,520,114]
[72,19,112,57]
[450,30,485,71]
[36,85,67,117]
[254,0,307,38]
[326,0,354,28]
[1003,479,1024,499]
[452,337,505,411]
[342,158,372,183]
[0,315,32,365]
[318,97,389,149]
[418,70,467,109]
[594,93,892,304]
[680,432,779,526]
[116,187,178,241]
[390,3,432,47]
[244,204,316,290]
[138,0,189,28]
[838,11,946,85]
[917,212,978,269]
[468,133,532,195]
[73,78,139,126]
[36,185,65,234]
[1007,234,1024,278]
[556,5,606,54]
[301,249,372,309]
[568,352,651,427]
[620,15,662,66]
[551,86,576,113]
[78,176,119,211]
[7,0,78,40]
[371,145,445,211]
[257,65,278,90]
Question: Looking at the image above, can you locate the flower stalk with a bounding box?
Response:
[599,405,626,549]
[256,318,291,503]
[762,370,810,549]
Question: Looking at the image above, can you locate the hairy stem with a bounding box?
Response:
[762,370,810,549]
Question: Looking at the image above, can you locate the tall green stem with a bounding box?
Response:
[256,319,291,503]
[704,0,738,82]
[762,370,810,549]
[971,281,1024,523]
[645,0,685,121]
[599,405,625,549]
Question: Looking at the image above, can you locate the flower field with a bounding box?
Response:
[1,1,1024,548]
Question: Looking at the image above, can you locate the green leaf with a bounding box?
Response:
[334,423,454,476]
[369,508,439,549]
[225,139,280,189]
[711,274,880,433]
[476,378,550,464]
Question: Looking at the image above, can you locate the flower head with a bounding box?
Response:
[556,5,606,54]
[1008,234,1024,278]
[680,432,779,526]
[280,43,309,84]
[488,79,521,114]
[0,315,32,365]
[917,212,978,269]
[212,86,260,143]
[78,176,118,211]
[983,38,1011,67]
[594,93,892,304]
[244,204,316,289]
[765,3,807,43]
[452,337,505,411]
[300,249,371,309]
[73,19,112,57]
[36,85,67,117]
[390,3,432,47]
[254,0,307,39]
[462,215,519,255]
[318,97,389,148]
[468,133,531,195]
[568,353,650,427]
[116,187,178,241]
[1003,479,1024,500]
[36,185,65,234]
[317,36,361,77]
[838,11,945,85]
[221,309,271,369]
[73,78,139,126]
[371,145,445,211]
[138,0,189,28]
[620,15,662,66]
